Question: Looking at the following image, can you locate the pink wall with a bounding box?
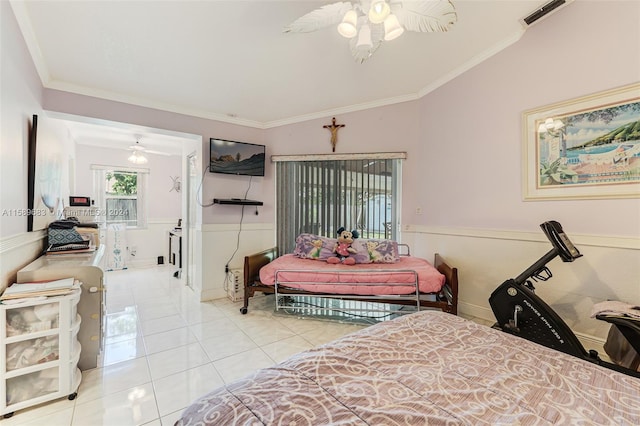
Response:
[265,101,419,156]
[407,0,640,237]
[75,145,182,220]
[0,0,45,238]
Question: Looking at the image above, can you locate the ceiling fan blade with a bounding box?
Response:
[395,0,457,33]
[284,2,354,33]
[127,143,173,156]
[145,149,173,156]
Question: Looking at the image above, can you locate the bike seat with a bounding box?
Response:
[596,314,640,355]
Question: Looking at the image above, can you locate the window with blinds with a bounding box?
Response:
[274,153,404,255]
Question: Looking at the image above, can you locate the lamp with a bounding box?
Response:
[284,1,457,63]
[338,10,358,38]
[383,14,404,41]
[128,141,148,164]
[368,0,391,24]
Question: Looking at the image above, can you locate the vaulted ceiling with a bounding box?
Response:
[11,0,565,150]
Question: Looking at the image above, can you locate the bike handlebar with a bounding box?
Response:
[513,221,582,285]
[540,221,582,262]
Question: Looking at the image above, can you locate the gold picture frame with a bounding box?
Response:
[523,82,640,200]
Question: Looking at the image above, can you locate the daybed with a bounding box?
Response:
[177,310,640,425]
[240,244,458,316]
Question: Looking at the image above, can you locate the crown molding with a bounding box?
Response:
[417,29,525,99]
[10,0,50,84]
[262,93,421,129]
[44,79,266,129]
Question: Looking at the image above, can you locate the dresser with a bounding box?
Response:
[1,290,82,418]
[17,245,105,371]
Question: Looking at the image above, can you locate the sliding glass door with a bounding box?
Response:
[274,153,404,255]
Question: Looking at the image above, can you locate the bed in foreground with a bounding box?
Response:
[177,311,640,425]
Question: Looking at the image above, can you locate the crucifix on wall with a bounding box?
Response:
[323,117,345,152]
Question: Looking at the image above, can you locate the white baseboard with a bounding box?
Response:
[458,301,494,323]
[126,257,161,268]
[575,331,606,354]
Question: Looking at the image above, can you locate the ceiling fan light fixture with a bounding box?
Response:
[338,10,358,38]
[368,0,390,24]
[284,0,457,63]
[383,14,404,41]
[356,23,372,48]
[128,140,148,164]
[128,150,148,164]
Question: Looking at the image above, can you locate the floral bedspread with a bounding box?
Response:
[177,311,640,425]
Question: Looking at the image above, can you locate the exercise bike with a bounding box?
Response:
[489,220,640,378]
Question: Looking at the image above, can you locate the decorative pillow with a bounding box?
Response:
[351,239,400,264]
[293,234,400,264]
[293,234,337,260]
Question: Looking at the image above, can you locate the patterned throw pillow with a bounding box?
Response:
[292,234,337,260]
[351,239,400,264]
[293,234,400,264]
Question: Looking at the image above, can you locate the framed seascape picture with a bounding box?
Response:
[523,83,640,200]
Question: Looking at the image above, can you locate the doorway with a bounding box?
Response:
[46,111,202,280]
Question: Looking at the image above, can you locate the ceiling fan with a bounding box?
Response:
[284,0,457,63]
[126,138,171,156]
[128,139,172,164]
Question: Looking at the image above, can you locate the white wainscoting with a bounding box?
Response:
[401,225,640,351]
[4,224,637,354]
[0,231,46,291]
[122,220,181,268]
[199,223,275,302]
[0,221,180,292]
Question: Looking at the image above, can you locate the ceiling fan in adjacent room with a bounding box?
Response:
[127,139,171,164]
[284,0,457,63]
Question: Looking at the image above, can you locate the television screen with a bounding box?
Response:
[210,138,265,177]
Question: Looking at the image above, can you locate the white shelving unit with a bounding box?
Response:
[17,245,105,371]
[0,290,82,418]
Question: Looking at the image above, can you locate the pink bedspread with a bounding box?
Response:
[258,254,445,295]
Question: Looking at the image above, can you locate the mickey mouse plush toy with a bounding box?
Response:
[328,227,359,265]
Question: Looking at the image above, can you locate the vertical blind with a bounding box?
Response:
[274,153,404,255]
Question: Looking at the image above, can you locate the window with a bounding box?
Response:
[92,165,148,228]
[274,153,404,255]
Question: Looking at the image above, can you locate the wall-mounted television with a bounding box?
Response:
[210,138,265,177]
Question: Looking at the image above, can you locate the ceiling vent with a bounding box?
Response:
[521,0,573,27]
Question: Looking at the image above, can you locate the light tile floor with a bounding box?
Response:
[1,265,380,426]
[4,265,493,426]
